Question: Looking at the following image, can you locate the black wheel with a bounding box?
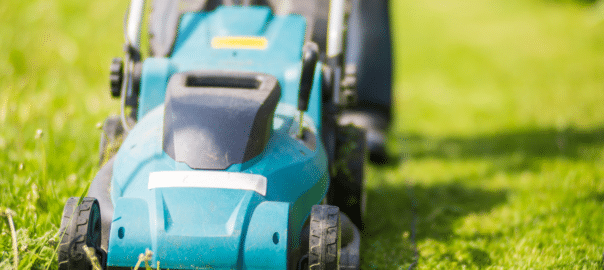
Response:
[58,197,105,270]
[309,205,341,270]
[328,124,367,230]
[99,116,124,166]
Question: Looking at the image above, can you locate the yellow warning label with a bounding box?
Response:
[211,36,268,50]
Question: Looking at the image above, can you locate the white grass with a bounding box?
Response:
[82,246,102,270]
[1,208,19,269]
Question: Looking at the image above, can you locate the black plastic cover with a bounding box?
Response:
[163,70,281,170]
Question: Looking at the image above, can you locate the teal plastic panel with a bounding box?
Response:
[136,6,319,123]
[107,198,152,267]
[244,201,290,269]
[110,101,327,267]
[137,58,176,119]
[152,189,263,269]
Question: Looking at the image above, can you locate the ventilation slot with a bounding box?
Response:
[186,76,260,89]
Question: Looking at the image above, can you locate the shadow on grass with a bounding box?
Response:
[362,181,508,268]
[360,126,604,267]
[397,126,604,168]
[365,182,508,241]
[546,0,600,5]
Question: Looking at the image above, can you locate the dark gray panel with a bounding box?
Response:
[163,70,281,170]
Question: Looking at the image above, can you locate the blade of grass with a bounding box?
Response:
[1,208,19,270]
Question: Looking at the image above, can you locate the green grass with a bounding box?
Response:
[362,0,604,268]
[1,0,604,269]
[0,0,127,268]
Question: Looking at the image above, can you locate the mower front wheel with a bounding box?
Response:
[58,197,106,270]
[309,205,341,270]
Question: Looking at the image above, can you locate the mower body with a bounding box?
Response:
[104,6,328,269]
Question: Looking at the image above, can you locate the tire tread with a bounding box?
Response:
[309,205,341,270]
[57,197,101,270]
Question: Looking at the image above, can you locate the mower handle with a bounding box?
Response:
[119,0,146,133]
[126,0,146,56]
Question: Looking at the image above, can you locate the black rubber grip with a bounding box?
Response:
[298,43,319,112]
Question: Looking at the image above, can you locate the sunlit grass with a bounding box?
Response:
[362,0,604,268]
[1,0,604,268]
[0,0,126,268]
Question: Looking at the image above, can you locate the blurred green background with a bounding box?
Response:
[1,0,604,268]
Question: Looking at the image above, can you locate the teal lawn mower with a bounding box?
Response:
[57,0,367,269]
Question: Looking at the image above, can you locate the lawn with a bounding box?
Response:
[1,0,604,269]
[363,0,604,268]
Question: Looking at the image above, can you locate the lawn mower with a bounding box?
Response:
[57,0,367,269]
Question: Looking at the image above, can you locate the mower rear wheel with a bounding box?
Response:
[58,197,106,270]
[328,124,367,230]
[309,205,341,270]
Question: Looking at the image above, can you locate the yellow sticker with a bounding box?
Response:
[211,36,268,50]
